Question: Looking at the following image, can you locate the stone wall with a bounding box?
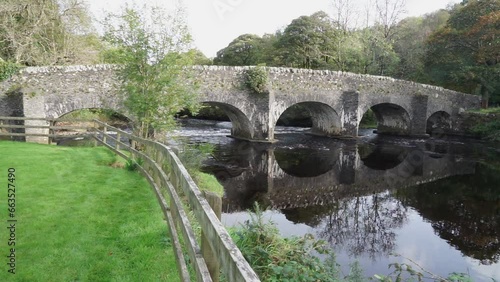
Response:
[0,65,124,119]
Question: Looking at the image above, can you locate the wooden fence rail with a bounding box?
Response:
[0,116,94,144]
[0,116,260,282]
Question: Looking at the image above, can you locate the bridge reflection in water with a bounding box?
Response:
[210,138,475,211]
[202,135,500,278]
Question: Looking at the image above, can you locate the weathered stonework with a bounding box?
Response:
[0,64,481,142]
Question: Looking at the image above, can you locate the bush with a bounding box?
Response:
[230,204,353,282]
[0,60,20,82]
[125,157,143,171]
[471,119,500,142]
[244,66,269,94]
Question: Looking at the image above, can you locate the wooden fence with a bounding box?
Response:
[0,116,260,282]
[0,116,93,144]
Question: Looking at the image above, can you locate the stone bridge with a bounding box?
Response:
[0,64,481,142]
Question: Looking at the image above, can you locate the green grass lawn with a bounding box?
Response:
[0,141,179,282]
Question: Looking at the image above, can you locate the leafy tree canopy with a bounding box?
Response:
[425,0,500,106]
[102,5,199,139]
[0,0,99,66]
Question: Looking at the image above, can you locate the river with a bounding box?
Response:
[168,118,500,281]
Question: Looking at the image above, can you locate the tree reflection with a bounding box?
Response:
[283,191,408,260]
[395,163,500,264]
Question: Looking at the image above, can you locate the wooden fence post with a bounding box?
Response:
[202,191,222,282]
[48,120,54,145]
[116,132,121,151]
[93,121,98,147]
[102,125,108,145]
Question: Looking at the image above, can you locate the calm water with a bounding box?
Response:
[171,119,500,281]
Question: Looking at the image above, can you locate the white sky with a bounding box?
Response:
[86,0,462,58]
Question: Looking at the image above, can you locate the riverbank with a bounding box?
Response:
[461,108,500,142]
[0,141,179,281]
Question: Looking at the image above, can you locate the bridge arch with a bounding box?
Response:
[360,103,411,135]
[202,102,254,140]
[276,102,342,137]
[55,108,132,122]
[426,111,452,136]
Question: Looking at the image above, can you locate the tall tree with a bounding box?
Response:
[425,0,500,107]
[103,5,199,139]
[392,10,450,81]
[0,0,98,65]
[214,34,262,66]
[276,11,337,69]
[331,0,357,31]
[356,0,407,76]
[374,0,408,40]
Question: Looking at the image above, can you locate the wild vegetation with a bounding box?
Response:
[244,66,269,94]
[177,142,224,196]
[0,59,19,81]
[0,0,100,66]
[469,110,500,141]
[229,204,364,282]
[101,5,201,140]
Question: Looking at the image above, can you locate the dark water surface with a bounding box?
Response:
[171,119,500,281]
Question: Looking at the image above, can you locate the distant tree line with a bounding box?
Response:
[213,0,499,107]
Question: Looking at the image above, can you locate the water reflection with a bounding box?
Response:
[205,137,476,212]
[395,164,500,265]
[200,134,500,278]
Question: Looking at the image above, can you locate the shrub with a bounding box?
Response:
[471,119,500,142]
[244,66,269,94]
[230,204,346,282]
[125,157,143,171]
[0,60,20,82]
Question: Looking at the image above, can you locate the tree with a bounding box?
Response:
[185,48,212,65]
[374,0,408,40]
[392,10,450,81]
[214,34,263,66]
[425,0,500,107]
[103,5,199,139]
[0,0,98,65]
[276,11,337,69]
[330,0,357,31]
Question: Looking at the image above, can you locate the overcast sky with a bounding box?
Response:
[86,0,462,58]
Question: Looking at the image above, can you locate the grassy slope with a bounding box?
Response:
[0,141,179,282]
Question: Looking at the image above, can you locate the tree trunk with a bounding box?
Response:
[481,85,490,109]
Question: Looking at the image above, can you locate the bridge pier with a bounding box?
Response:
[409,95,430,138]
[23,93,50,144]
[340,91,360,137]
